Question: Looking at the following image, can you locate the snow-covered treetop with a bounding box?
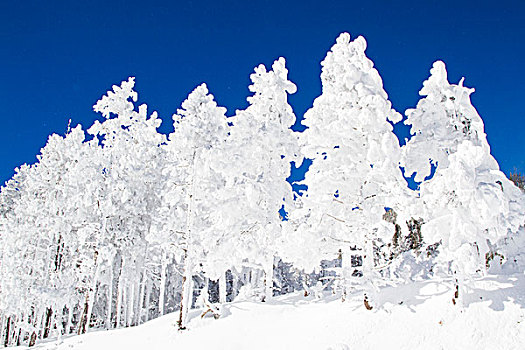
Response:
[230,56,299,167]
[88,77,163,148]
[93,77,138,119]
[172,83,228,150]
[402,61,487,181]
[246,57,297,128]
[300,32,404,187]
[318,32,401,124]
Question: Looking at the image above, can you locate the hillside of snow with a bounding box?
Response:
[23,273,525,350]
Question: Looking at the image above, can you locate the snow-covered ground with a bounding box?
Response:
[23,273,525,350]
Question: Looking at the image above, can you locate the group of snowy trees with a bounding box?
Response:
[1,33,524,347]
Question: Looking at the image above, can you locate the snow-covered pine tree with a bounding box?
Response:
[0,124,103,345]
[228,57,299,301]
[288,33,408,302]
[401,61,525,304]
[89,77,167,329]
[168,83,231,329]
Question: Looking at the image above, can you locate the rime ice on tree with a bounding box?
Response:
[287,33,409,301]
[402,62,525,302]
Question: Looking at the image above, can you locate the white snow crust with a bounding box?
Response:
[21,273,525,350]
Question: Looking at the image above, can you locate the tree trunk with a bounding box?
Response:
[85,270,100,333]
[263,257,274,301]
[159,251,167,316]
[106,267,113,329]
[178,148,197,330]
[360,235,380,309]
[201,276,209,306]
[43,308,53,338]
[122,286,128,327]
[452,271,464,307]
[54,234,64,272]
[0,315,5,347]
[341,247,351,301]
[219,272,227,304]
[65,305,73,335]
[28,332,37,347]
[144,278,152,323]
[136,270,146,326]
[302,272,310,297]
[115,257,124,328]
[4,316,11,347]
[77,296,89,335]
[37,309,46,342]
[78,251,99,334]
[178,251,193,330]
[127,283,135,327]
[364,294,373,310]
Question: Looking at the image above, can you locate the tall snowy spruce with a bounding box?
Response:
[228,57,299,301]
[89,78,168,329]
[401,61,525,303]
[286,33,409,302]
[167,84,231,329]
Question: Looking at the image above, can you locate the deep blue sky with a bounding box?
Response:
[1,0,524,185]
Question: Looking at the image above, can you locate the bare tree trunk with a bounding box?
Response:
[78,251,99,334]
[85,269,101,333]
[219,272,227,304]
[77,297,89,335]
[452,270,464,307]
[136,270,146,326]
[28,332,37,347]
[15,327,21,346]
[361,236,375,306]
[263,257,274,302]
[115,256,124,329]
[66,305,73,335]
[302,272,310,297]
[54,235,64,272]
[84,284,98,333]
[364,294,373,310]
[127,283,135,327]
[201,276,209,306]
[159,251,167,316]
[4,316,11,347]
[106,267,113,329]
[143,278,152,323]
[178,251,193,330]
[0,315,5,347]
[43,308,53,338]
[178,149,197,330]
[341,248,351,302]
[122,286,128,327]
[37,310,45,343]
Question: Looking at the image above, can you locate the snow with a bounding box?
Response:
[22,273,525,350]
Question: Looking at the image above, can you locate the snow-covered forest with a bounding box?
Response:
[0,33,524,347]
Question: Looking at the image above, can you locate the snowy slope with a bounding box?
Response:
[22,273,525,350]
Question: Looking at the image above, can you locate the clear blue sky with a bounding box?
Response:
[1,0,524,185]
